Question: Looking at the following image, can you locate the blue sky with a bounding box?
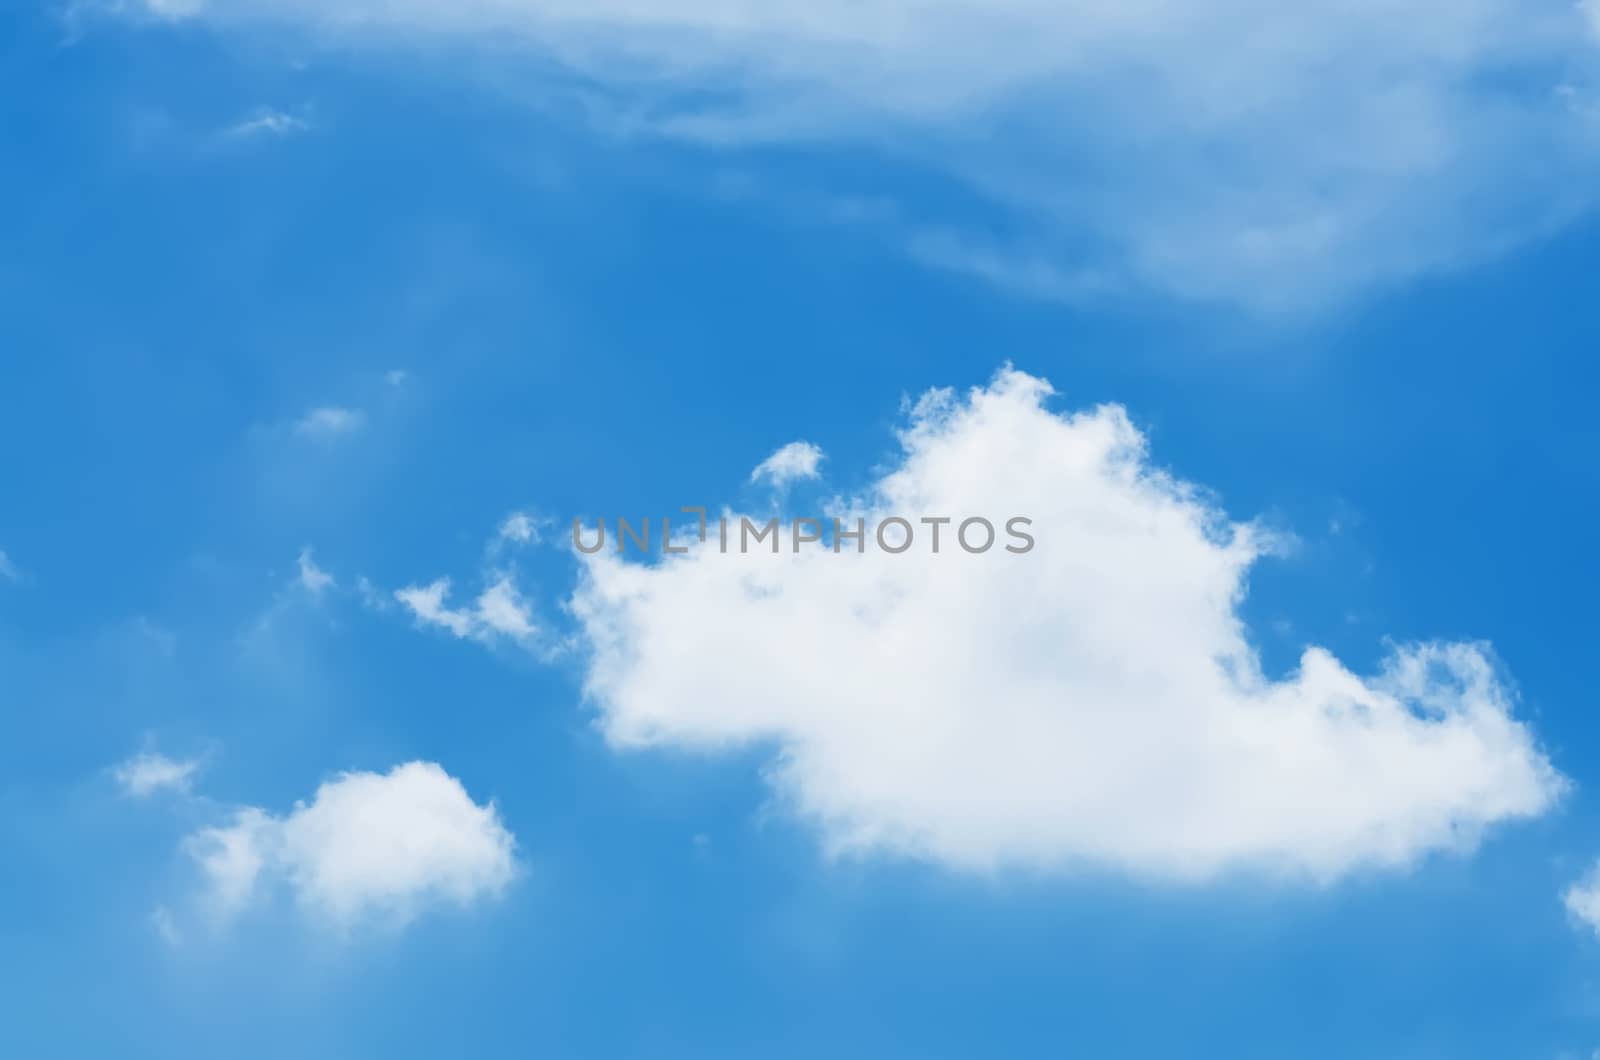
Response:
[4,2,1600,1057]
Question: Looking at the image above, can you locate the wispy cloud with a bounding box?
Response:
[390,514,566,653]
[149,905,182,946]
[474,578,539,638]
[297,547,334,595]
[493,510,549,549]
[119,0,1600,308]
[134,616,177,656]
[113,750,202,798]
[1566,865,1600,938]
[750,441,824,487]
[355,575,392,612]
[394,576,545,646]
[0,548,17,582]
[907,230,1115,305]
[394,578,477,639]
[140,0,207,18]
[292,405,365,440]
[221,106,310,141]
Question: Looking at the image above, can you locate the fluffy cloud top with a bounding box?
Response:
[186,761,516,924]
[750,440,824,487]
[114,751,201,797]
[125,0,1600,306]
[570,368,1563,881]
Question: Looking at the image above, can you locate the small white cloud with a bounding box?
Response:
[1566,865,1600,938]
[394,576,541,643]
[223,107,310,140]
[114,751,201,798]
[750,441,824,487]
[297,547,334,595]
[184,762,516,926]
[0,549,16,582]
[394,578,478,638]
[494,511,547,548]
[293,406,365,440]
[385,369,410,387]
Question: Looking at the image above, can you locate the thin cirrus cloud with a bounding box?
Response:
[568,367,1565,881]
[184,761,517,926]
[123,0,1600,308]
[220,106,310,141]
[113,751,202,797]
[292,405,365,440]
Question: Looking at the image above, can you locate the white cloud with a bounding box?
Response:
[475,578,539,637]
[1566,865,1600,937]
[114,751,201,797]
[395,575,542,644]
[395,578,476,637]
[495,510,545,547]
[185,761,516,925]
[190,807,275,912]
[570,367,1564,881]
[385,368,410,387]
[292,406,364,439]
[0,549,16,581]
[750,440,825,487]
[124,0,1600,307]
[296,546,334,595]
[222,106,309,140]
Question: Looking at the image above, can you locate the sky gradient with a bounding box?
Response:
[4,3,1600,1058]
